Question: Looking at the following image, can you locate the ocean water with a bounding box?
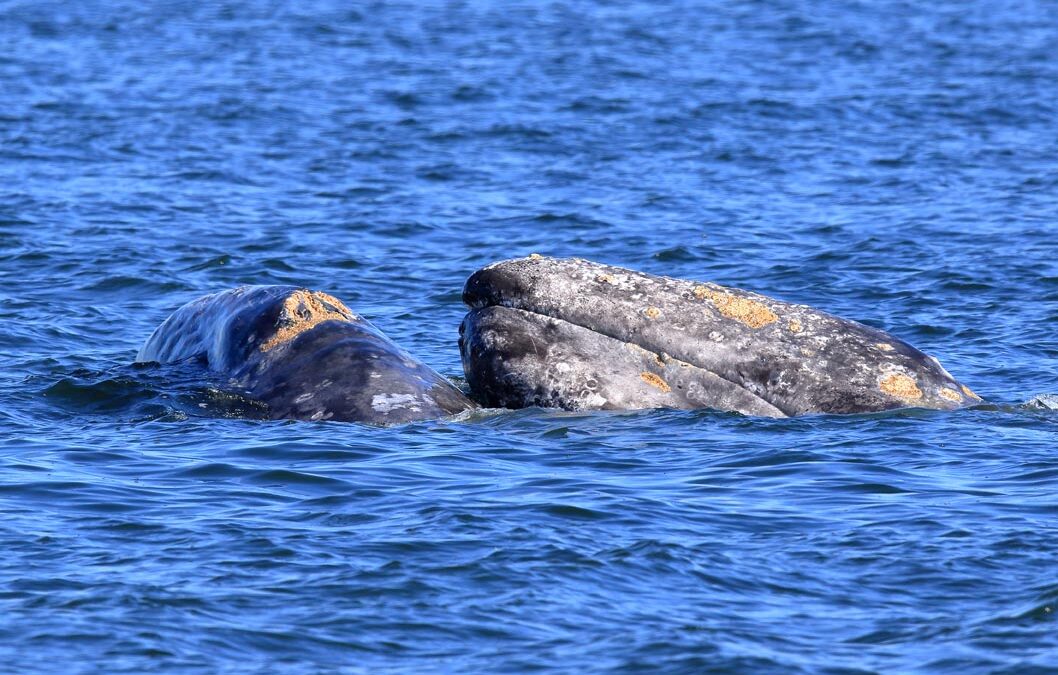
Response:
[3,0,1058,671]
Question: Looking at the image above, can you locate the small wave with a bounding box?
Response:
[44,374,158,414]
[1024,394,1058,410]
[42,364,268,422]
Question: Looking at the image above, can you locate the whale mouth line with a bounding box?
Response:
[475,298,789,418]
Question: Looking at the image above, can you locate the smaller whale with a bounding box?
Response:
[459,256,982,417]
[137,285,476,424]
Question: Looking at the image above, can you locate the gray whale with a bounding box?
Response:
[136,285,476,424]
[459,256,981,417]
[137,259,981,422]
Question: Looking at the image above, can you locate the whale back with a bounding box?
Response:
[138,286,476,424]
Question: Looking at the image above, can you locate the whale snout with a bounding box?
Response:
[462,263,527,310]
[460,256,979,417]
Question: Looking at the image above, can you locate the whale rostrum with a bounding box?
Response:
[459,256,981,417]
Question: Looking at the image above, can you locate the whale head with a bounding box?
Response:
[459,256,978,417]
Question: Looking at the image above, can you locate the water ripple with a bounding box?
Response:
[2,0,1058,671]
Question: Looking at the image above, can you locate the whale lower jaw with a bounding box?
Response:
[460,304,788,417]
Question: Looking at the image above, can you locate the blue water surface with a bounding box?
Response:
[3,0,1058,672]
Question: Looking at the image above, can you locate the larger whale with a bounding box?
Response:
[459,256,981,417]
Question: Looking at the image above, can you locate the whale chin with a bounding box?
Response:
[459,256,979,417]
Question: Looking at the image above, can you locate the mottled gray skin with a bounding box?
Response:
[137,286,476,424]
[460,256,982,417]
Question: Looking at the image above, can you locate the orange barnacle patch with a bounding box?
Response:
[788,319,803,333]
[939,387,963,403]
[260,290,354,352]
[640,372,671,393]
[597,274,616,285]
[692,285,709,300]
[875,343,895,352]
[704,290,778,329]
[644,307,661,319]
[879,373,923,401]
[311,291,354,317]
[961,385,982,400]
